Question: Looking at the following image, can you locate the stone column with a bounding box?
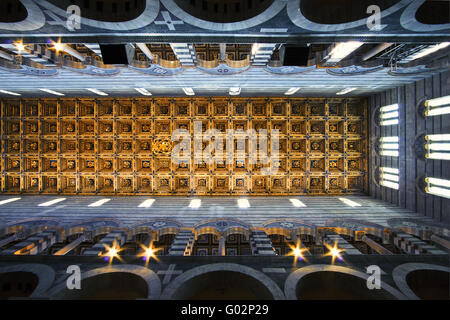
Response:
[219,235,226,256]
[53,235,86,256]
[361,235,393,255]
[0,233,19,249]
[136,43,154,61]
[430,234,450,251]
[219,43,227,61]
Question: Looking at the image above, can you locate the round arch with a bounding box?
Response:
[49,264,161,300]
[130,219,183,238]
[194,219,251,240]
[392,263,450,300]
[287,0,409,31]
[263,219,316,238]
[284,264,406,300]
[2,218,64,241]
[161,0,286,31]
[3,217,60,234]
[66,218,124,239]
[161,263,285,300]
[325,218,388,240]
[0,264,55,298]
[38,0,160,31]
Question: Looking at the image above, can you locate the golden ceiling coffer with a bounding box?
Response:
[0,98,368,196]
[152,139,172,154]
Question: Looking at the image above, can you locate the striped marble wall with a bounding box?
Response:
[369,69,450,224]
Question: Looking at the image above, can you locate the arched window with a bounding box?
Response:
[424,95,450,116]
[379,136,399,157]
[425,134,450,160]
[425,177,450,199]
[379,103,399,126]
[379,167,399,190]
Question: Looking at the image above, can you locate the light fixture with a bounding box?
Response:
[426,143,450,151]
[379,136,399,157]
[380,143,399,150]
[0,90,21,96]
[426,186,450,198]
[106,247,118,259]
[380,167,400,190]
[426,177,450,188]
[407,42,450,61]
[379,103,399,112]
[426,107,450,117]
[425,95,450,108]
[38,198,66,207]
[285,88,300,95]
[425,177,450,199]
[425,95,450,116]
[380,136,399,143]
[380,173,399,182]
[379,103,399,126]
[381,180,400,190]
[380,167,399,174]
[426,134,450,141]
[229,87,241,96]
[289,199,307,207]
[380,111,399,119]
[52,40,65,54]
[182,87,195,96]
[188,199,201,209]
[237,198,250,208]
[0,198,21,205]
[39,89,65,96]
[425,134,450,160]
[287,240,309,265]
[426,153,450,160]
[380,119,399,126]
[87,88,108,96]
[88,198,111,207]
[338,197,361,207]
[326,41,364,63]
[102,240,123,263]
[14,40,26,54]
[138,241,161,264]
[138,199,155,208]
[324,241,345,264]
[336,88,357,95]
[135,88,152,96]
[380,150,399,157]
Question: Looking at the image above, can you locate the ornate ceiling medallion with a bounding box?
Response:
[152,139,172,154]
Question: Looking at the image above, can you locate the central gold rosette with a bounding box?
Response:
[152,138,172,154]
